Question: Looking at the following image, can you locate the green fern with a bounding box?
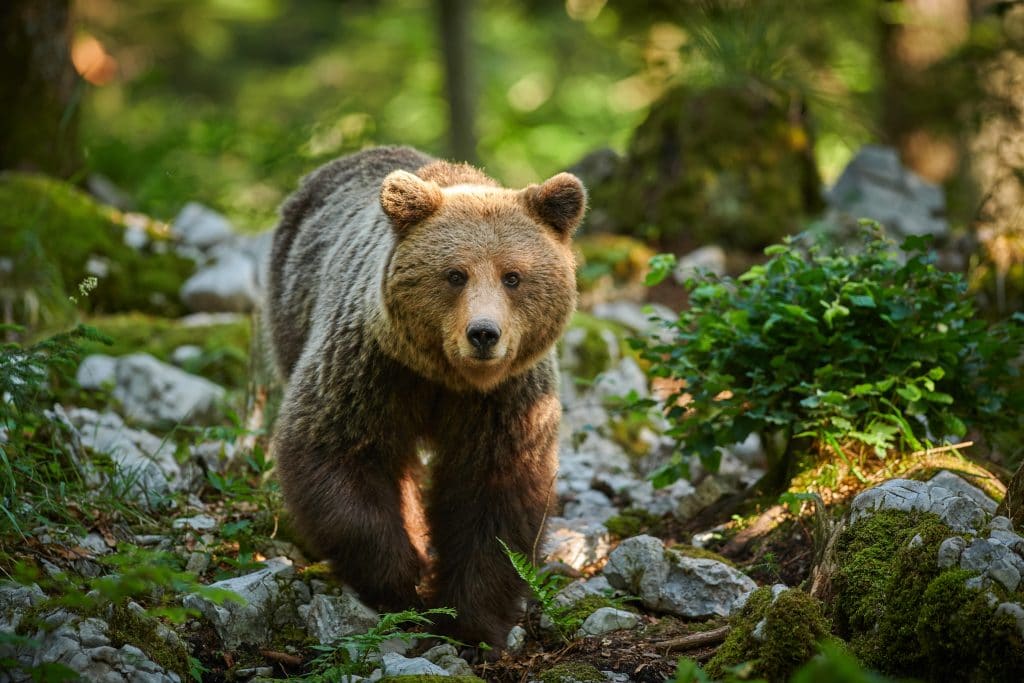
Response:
[498,538,572,639]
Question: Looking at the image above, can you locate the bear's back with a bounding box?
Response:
[266,146,434,378]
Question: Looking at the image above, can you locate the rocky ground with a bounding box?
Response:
[2,147,1023,682]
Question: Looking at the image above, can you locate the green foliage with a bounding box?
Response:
[832,509,1024,679]
[636,226,1024,489]
[539,662,606,683]
[75,313,252,389]
[304,607,460,680]
[703,587,832,682]
[0,173,193,325]
[0,324,111,543]
[676,640,895,683]
[498,538,569,636]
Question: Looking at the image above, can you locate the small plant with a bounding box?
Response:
[499,538,568,636]
[637,225,1024,490]
[304,607,459,680]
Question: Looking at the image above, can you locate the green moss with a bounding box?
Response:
[670,544,736,568]
[558,311,632,382]
[380,676,485,682]
[107,602,189,681]
[590,85,821,250]
[539,661,605,683]
[575,234,654,293]
[556,593,637,634]
[0,172,193,325]
[705,587,830,682]
[604,508,662,539]
[75,312,251,389]
[832,509,1024,681]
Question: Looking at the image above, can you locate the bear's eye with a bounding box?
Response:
[446,269,467,287]
[502,272,520,288]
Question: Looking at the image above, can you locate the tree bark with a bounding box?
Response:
[437,0,477,163]
[0,0,82,178]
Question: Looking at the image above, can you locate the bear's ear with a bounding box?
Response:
[521,172,587,240]
[380,170,444,234]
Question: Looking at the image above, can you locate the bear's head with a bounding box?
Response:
[379,163,585,392]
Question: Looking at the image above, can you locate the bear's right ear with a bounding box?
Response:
[380,170,443,235]
[521,172,587,241]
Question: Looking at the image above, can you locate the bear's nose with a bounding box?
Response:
[467,319,501,352]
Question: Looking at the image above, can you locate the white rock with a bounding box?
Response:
[592,357,648,401]
[421,644,473,676]
[591,301,675,334]
[673,245,727,283]
[0,582,45,632]
[182,557,301,648]
[562,489,615,520]
[576,607,641,637]
[66,408,181,505]
[76,354,118,390]
[173,202,235,249]
[180,252,259,313]
[170,345,203,366]
[380,652,448,677]
[112,353,225,428]
[172,514,217,532]
[506,624,527,653]
[937,537,967,569]
[850,477,986,533]
[928,470,998,514]
[826,145,948,238]
[543,517,613,569]
[304,591,379,645]
[604,535,756,618]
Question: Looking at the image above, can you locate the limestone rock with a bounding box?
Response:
[303,591,379,645]
[182,557,302,648]
[604,535,756,618]
[172,202,234,249]
[544,517,613,569]
[575,607,641,637]
[112,353,225,428]
[379,652,448,677]
[180,252,259,313]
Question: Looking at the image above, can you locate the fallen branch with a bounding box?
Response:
[909,441,973,458]
[655,625,731,652]
[260,649,303,667]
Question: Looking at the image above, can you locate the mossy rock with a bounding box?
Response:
[558,311,633,383]
[380,677,485,683]
[575,233,654,297]
[107,602,189,681]
[539,661,605,683]
[832,509,1024,681]
[76,313,251,389]
[556,593,638,634]
[605,508,663,539]
[670,544,736,568]
[705,586,832,682]
[0,172,193,325]
[589,85,822,251]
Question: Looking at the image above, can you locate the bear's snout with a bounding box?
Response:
[466,318,501,355]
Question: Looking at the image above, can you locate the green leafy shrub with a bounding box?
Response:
[636,225,1024,489]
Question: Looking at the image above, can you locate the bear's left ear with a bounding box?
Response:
[521,172,587,240]
[380,170,444,235]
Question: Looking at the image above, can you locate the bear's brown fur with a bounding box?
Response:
[265,146,585,650]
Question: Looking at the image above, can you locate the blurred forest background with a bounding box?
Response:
[0,0,1015,242]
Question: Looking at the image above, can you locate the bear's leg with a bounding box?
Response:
[426,392,560,650]
[274,419,428,611]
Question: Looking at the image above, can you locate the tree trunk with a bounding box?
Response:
[0,0,82,178]
[437,0,477,163]
[880,0,970,182]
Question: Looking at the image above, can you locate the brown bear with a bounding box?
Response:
[265,146,585,650]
